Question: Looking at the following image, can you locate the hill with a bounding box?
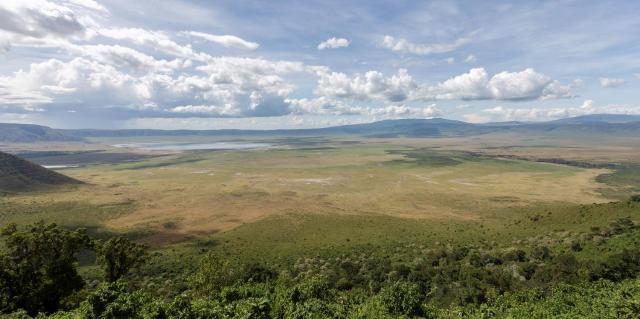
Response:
[0,123,83,143]
[2,114,640,142]
[67,118,499,138]
[0,151,83,193]
[549,113,640,124]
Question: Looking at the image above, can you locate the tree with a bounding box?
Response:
[0,221,91,315]
[191,253,239,295]
[378,280,424,317]
[96,237,147,282]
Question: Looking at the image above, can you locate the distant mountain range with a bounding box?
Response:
[1,114,640,143]
[0,123,83,143]
[0,151,82,193]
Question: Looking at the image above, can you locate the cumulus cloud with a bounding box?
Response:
[600,77,625,88]
[0,58,153,109]
[464,55,476,63]
[183,31,259,50]
[425,68,573,101]
[0,83,52,106]
[380,35,471,55]
[427,68,490,100]
[317,37,350,50]
[286,96,441,118]
[286,97,360,116]
[311,68,417,103]
[311,67,572,104]
[0,55,306,117]
[463,100,640,123]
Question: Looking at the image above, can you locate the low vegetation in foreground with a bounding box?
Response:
[1,197,639,318]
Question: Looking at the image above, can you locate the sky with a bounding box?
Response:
[0,0,639,129]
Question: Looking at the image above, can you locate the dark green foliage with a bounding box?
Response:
[190,254,239,295]
[378,280,423,316]
[2,202,640,317]
[81,281,150,319]
[533,254,580,285]
[240,263,278,284]
[590,249,640,281]
[0,222,91,315]
[460,279,640,319]
[96,237,147,282]
[385,149,464,167]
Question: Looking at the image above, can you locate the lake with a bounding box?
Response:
[112,142,272,151]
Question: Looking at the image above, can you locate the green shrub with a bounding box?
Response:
[378,281,423,317]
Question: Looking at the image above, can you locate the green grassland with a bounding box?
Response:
[2,133,640,317]
[1,136,619,246]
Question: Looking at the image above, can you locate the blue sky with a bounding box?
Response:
[0,0,639,129]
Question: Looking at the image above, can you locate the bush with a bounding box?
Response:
[378,281,423,317]
[531,246,553,261]
[80,281,150,319]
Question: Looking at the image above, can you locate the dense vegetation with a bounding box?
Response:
[1,197,639,318]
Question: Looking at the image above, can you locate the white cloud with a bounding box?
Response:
[0,83,53,106]
[600,77,625,88]
[312,68,417,103]
[61,0,108,14]
[286,97,440,118]
[317,37,350,50]
[464,55,477,63]
[426,68,572,101]
[463,100,640,123]
[98,28,209,61]
[488,68,554,100]
[427,68,490,100]
[0,0,104,53]
[310,67,573,104]
[64,44,186,73]
[380,35,471,55]
[183,31,259,50]
[0,55,306,117]
[170,104,239,116]
[445,57,455,64]
[0,1,90,39]
[286,97,360,115]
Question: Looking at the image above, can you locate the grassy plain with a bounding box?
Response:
[2,132,640,267]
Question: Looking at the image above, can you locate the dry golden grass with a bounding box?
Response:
[5,139,617,245]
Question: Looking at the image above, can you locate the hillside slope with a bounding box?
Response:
[0,151,83,193]
[0,123,83,143]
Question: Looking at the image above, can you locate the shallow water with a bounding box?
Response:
[43,164,80,169]
[112,142,272,151]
